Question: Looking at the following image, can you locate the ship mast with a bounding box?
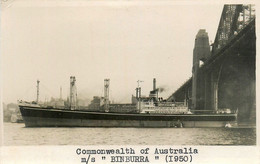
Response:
[69,76,77,110]
[104,79,110,112]
[36,80,40,103]
[60,86,62,100]
[136,80,143,112]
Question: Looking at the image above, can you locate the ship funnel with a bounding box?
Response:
[150,78,158,101]
[153,78,156,91]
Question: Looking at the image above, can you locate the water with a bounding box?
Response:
[3,123,256,145]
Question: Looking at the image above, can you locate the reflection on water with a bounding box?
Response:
[3,123,256,145]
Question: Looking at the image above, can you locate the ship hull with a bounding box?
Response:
[19,106,237,128]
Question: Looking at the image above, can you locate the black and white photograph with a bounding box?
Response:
[0,0,258,163]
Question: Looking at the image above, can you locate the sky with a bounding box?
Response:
[1,0,223,104]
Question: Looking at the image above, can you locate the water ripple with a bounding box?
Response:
[3,123,256,146]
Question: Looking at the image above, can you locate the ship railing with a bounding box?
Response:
[190,109,236,114]
[157,101,186,107]
[153,110,189,114]
[152,107,188,114]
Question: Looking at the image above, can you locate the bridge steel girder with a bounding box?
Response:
[167,79,192,109]
[196,18,255,122]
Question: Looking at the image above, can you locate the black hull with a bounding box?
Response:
[19,106,237,128]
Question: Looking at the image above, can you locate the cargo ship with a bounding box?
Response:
[18,77,237,128]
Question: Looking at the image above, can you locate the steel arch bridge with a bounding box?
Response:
[167,4,256,124]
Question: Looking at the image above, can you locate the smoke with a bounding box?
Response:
[156,86,168,93]
[158,87,165,93]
